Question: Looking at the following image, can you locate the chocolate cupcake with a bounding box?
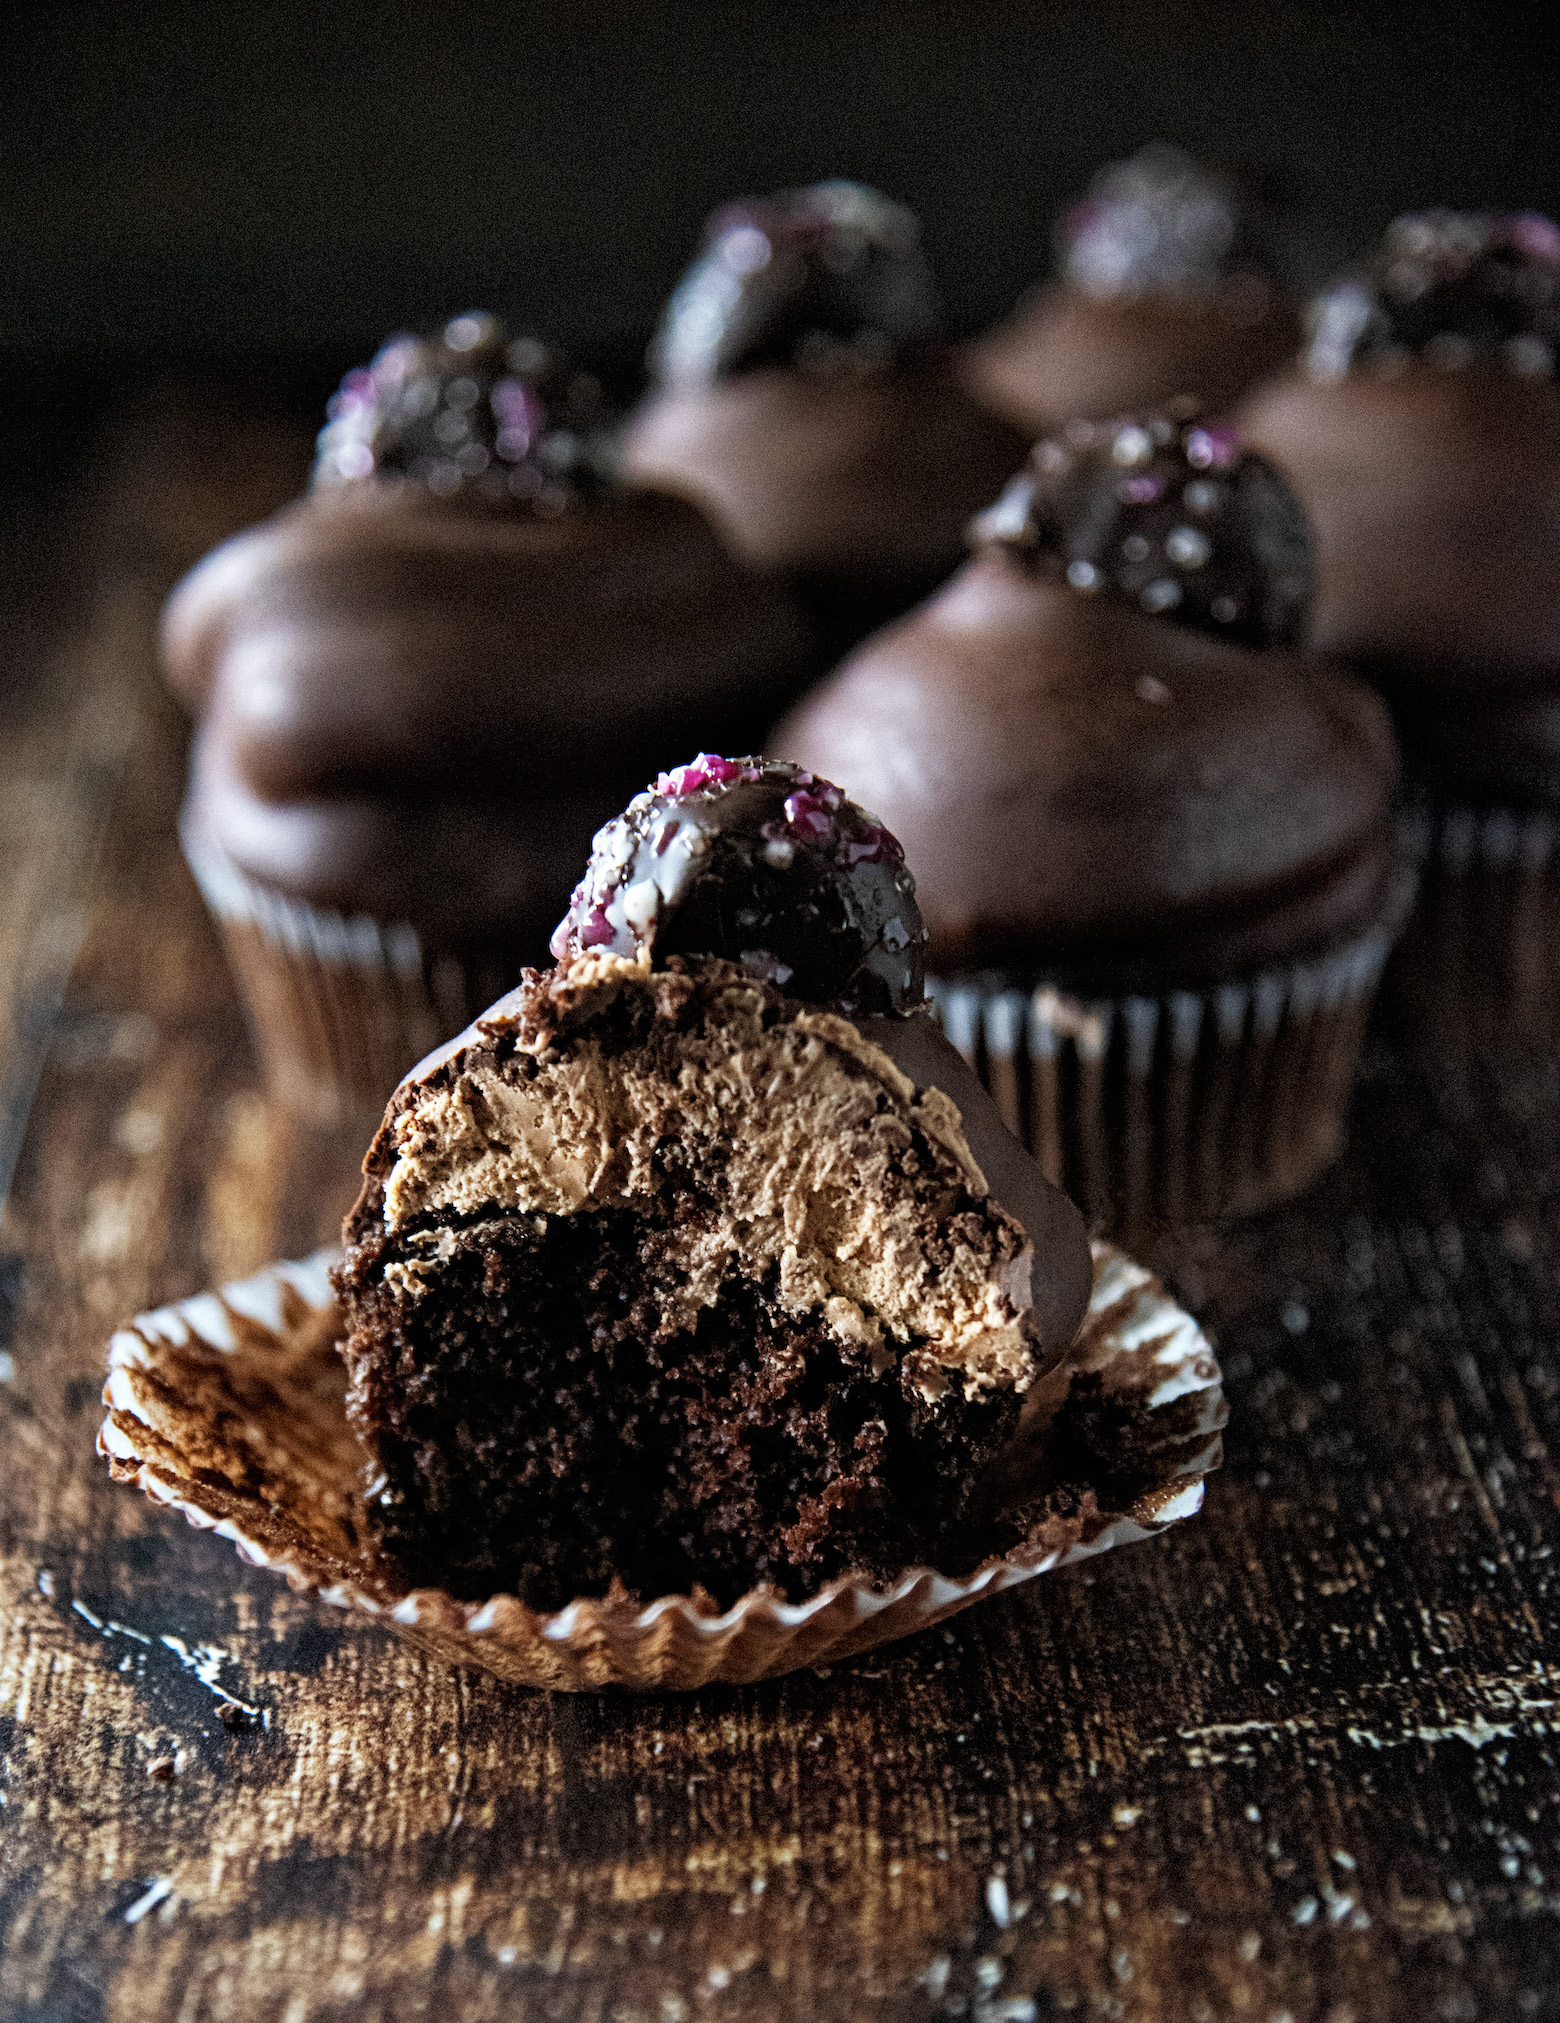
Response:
[778,412,1412,1232]
[163,315,815,1129]
[620,182,1031,649]
[334,758,1094,1609]
[1238,212,1560,1047]
[964,145,1303,436]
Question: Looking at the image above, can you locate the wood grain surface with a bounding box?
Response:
[2,404,1558,2023]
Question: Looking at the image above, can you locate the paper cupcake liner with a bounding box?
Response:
[182,819,527,1132]
[929,869,1417,1235]
[1387,802,1560,1051]
[96,1242,1224,1693]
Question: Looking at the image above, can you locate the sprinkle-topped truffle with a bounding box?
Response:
[313,312,615,506]
[972,407,1312,648]
[1307,212,1560,381]
[649,182,943,387]
[1058,144,1269,301]
[551,756,926,1015]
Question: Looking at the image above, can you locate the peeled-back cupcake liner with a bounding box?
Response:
[1388,801,1560,1052]
[96,1243,1224,1693]
[181,818,525,1132]
[929,867,1418,1235]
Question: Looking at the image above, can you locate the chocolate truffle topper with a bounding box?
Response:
[1057,142,1275,302]
[552,755,927,1016]
[1306,210,1560,382]
[314,311,616,507]
[649,180,944,387]
[972,406,1313,649]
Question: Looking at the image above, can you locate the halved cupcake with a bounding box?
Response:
[335,758,1094,1607]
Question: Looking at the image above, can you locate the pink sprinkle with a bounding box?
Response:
[577,904,615,948]
[845,826,904,866]
[784,790,835,839]
[1120,474,1165,503]
[1186,426,1238,470]
[655,753,753,800]
[1505,212,1560,263]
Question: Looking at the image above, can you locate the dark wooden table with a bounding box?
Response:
[2,405,1558,2023]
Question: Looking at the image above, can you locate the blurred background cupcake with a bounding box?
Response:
[162,313,815,1130]
[620,181,1031,654]
[962,145,1304,437]
[777,409,1411,1234]
[1239,212,1560,1049]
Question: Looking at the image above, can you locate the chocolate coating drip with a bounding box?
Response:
[551,756,927,1015]
[973,408,1312,649]
[313,312,615,507]
[650,182,943,387]
[1308,212,1560,380]
[1059,144,1268,300]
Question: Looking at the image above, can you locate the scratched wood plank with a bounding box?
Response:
[1,402,1559,2023]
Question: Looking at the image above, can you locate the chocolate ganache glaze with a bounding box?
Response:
[777,412,1401,988]
[620,183,1030,629]
[1239,214,1560,804]
[163,315,815,955]
[964,146,1303,436]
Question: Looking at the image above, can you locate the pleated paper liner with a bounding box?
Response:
[929,866,1418,1237]
[1386,802,1560,1053]
[182,817,527,1135]
[97,1243,1225,1693]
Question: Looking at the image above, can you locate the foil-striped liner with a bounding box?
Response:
[97,1243,1224,1693]
[1387,802,1560,1052]
[182,819,525,1133]
[930,869,1417,1235]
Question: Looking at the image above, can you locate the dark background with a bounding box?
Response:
[2,0,1557,503]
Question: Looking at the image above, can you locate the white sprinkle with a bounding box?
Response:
[1166,526,1212,568]
[986,1875,1011,1926]
[1067,559,1101,591]
[124,1876,174,1925]
[1112,425,1154,466]
[1140,579,1183,612]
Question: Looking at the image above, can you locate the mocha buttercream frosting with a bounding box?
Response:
[365,954,1087,1396]
[963,146,1302,434]
[620,182,1029,623]
[776,414,1400,985]
[1239,213,1560,803]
